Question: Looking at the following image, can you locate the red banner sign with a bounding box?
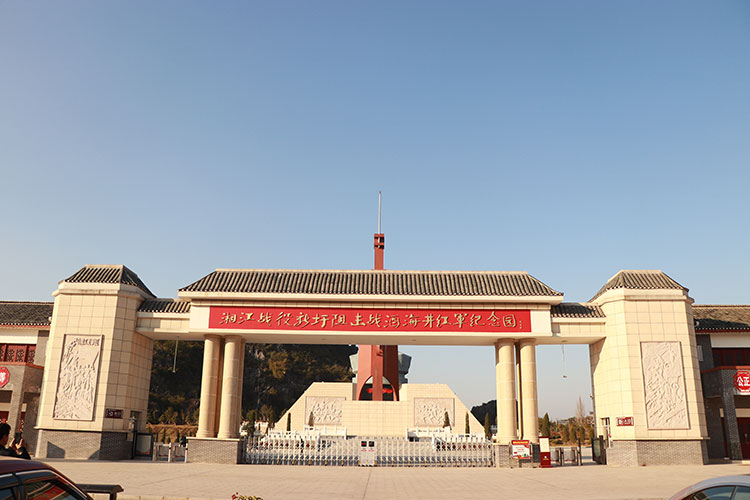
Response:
[616,417,633,426]
[208,306,531,333]
[735,371,750,393]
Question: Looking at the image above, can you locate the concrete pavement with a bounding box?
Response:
[47,459,750,500]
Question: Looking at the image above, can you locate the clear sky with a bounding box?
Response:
[1,1,749,419]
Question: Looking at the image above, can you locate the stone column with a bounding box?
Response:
[519,339,539,443]
[234,340,246,429]
[515,342,523,439]
[7,385,24,438]
[495,339,518,444]
[217,336,242,439]
[197,335,222,438]
[721,386,742,460]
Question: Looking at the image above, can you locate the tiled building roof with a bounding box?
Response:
[64,265,154,297]
[693,305,750,332]
[0,301,53,327]
[138,298,191,314]
[551,303,605,319]
[591,270,686,301]
[180,269,563,297]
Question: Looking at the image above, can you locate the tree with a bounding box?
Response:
[308,412,315,428]
[484,413,491,439]
[161,428,167,443]
[246,409,257,437]
[286,413,291,432]
[560,423,569,443]
[443,411,451,428]
[540,413,550,437]
[465,412,470,434]
[575,396,586,424]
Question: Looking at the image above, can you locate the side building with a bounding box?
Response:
[0,301,53,453]
[694,305,750,461]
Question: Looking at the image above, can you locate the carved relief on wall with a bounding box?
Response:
[305,397,344,426]
[53,334,103,421]
[641,341,689,429]
[414,398,455,427]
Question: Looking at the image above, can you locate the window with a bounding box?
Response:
[713,348,750,367]
[0,344,36,364]
[0,488,14,500]
[24,479,85,500]
[734,487,750,500]
[691,486,735,500]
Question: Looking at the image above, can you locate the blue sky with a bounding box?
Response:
[1,1,748,419]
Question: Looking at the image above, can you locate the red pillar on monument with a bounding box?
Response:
[355,232,401,401]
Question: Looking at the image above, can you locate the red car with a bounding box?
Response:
[0,456,102,500]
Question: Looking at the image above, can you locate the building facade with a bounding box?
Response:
[0,265,746,465]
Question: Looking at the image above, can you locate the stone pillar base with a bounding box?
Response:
[187,437,243,464]
[35,429,130,460]
[607,439,708,466]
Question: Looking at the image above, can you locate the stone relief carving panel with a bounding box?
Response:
[305,397,344,426]
[53,334,103,421]
[641,341,689,429]
[414,398,455,427]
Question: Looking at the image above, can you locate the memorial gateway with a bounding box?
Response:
[1,263,749,466]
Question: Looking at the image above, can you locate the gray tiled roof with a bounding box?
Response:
[64,265,154,297]
[551,302,605,319]
[0,301,53,327]
[180,270,562,297]
[693,305,750,332]
[138,298,191,314]
[591,270,686,301]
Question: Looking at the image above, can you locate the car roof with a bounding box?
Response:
[0,458,55,475]
[671,475,750,499]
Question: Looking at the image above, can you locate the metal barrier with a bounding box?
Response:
[244,434,494,467]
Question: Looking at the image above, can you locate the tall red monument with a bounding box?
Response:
[354,200,401,401]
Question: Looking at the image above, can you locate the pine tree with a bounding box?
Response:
[443,411,451,428]
[484,413,491,439]
[286,413,291,432]
[465,412,470,434]
[308,412,315,428]
[541,413,550,437]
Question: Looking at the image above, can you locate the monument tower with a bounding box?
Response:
[354,193,401,401]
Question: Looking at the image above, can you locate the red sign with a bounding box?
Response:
[735,371,750,393]
[208,306,531,333]
[0,367,8,388]
[511,440,531,459]
[616,417,633,426]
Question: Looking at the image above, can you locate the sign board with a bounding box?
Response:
[209,306,531,333]
[511,440,531,459]
[616,417,633,426]
[105,409,123,419]
[539,436,552,468]
[735,371,750,394]
[0,367,9,389]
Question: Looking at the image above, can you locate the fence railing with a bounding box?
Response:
[244,434,494,467]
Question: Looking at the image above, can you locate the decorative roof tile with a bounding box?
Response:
[693,305,750,332]
[591,270,686,301]
[0,301,54,327]
[63,265,154,297]
[551,302,605,319]
[138,298,191,314]
[180,270,562,297]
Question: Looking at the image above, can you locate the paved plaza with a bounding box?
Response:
[48,459,750,500]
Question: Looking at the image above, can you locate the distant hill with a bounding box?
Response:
[470,399,497,425]
[148,340,356,425]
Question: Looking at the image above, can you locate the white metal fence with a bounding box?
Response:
[244,434,494,467]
